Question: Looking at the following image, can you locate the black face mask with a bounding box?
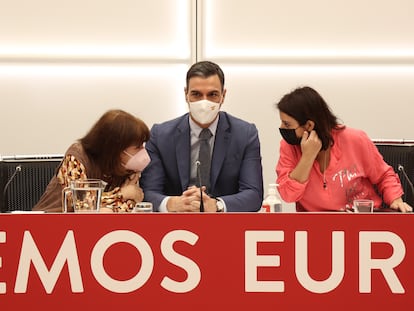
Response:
[279,127,302,145]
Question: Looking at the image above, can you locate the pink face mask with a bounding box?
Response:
[123,148,150,172]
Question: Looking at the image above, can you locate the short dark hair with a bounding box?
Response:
[276,86,343,150]
[80,109,150,178]
[186,61,225,91]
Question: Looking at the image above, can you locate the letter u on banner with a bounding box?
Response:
[295,231,345,293]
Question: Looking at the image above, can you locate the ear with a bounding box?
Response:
[305,120,315,131]
[184,87,189,103]
[221,89,227,104]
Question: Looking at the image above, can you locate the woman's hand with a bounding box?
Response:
[121,173,144,202]
[301,130,322,160]
[389,197,413,213]
[289,130,323,184]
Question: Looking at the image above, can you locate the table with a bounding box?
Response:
[1,213,413,310]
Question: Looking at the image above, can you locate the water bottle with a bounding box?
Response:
[261,183,282,212]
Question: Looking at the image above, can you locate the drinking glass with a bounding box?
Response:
[62,179,105,213]
[353,199,374,213]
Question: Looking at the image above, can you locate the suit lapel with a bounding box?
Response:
[211,112,230,190]
[175,115,191,191]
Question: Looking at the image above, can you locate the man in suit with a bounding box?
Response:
[140,61,263,212]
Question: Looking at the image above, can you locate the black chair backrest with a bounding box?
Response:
[0,155,63,212]
[374,142,414,208]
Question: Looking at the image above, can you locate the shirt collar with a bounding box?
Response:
[189,114,219,138]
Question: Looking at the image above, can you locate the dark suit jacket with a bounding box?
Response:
[140,112,263,212]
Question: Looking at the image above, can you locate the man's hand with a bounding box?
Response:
[167,186,218,212]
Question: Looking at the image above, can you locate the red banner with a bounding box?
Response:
[0,213,413,310]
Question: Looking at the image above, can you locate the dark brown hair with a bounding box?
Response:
[277,86,343,150]
[186,61,225,91]
[80,109,150,183]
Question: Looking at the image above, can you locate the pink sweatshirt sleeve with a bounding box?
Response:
[276,140,309,202]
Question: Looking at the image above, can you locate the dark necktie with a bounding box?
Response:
[198,128,212,191]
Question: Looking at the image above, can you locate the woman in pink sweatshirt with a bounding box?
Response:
[275,86,412,212]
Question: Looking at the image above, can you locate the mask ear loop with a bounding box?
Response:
[123,143,145,158]
[123,150,133,157]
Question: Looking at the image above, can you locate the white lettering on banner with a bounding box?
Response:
[160,230,201,293]
[6,229,200,294]
[244,230,406,294]
[1,228,406,295]
[91,230,154,293]
[359,231,405,293]
[296,231,345,293]
[0,231,5,294]
[14,230,83,294]
[245,230,285,292]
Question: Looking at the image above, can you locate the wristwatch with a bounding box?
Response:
[216,199,224,212]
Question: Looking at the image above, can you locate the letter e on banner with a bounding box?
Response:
[245,230,284,292]
[0,231,5,294]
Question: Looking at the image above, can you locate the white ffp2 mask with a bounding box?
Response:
[189,99,220,124]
